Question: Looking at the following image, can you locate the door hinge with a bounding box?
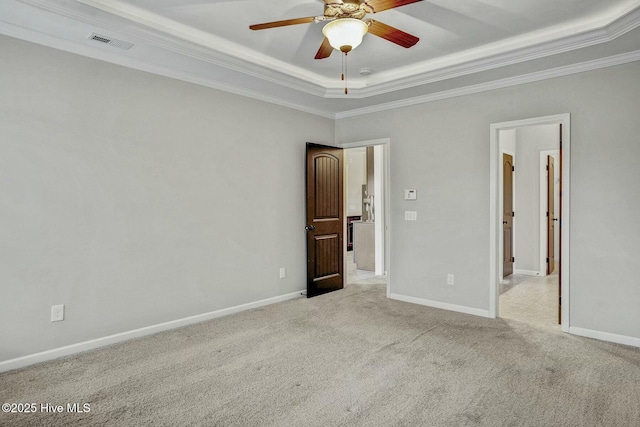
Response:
[511,257,515,262]
[512,166,515,172]
[546,257,549,263]
[512,211,515,217]
[546,211,549,217]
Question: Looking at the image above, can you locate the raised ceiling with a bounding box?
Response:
[2,0,640,117]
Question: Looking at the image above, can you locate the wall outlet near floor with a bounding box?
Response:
[447,274,455,286]
[279,267,286,279]
[51,304,65,322]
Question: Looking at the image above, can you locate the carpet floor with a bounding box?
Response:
[1,283,639,426]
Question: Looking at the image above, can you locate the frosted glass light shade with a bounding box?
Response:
[322,18,368,53]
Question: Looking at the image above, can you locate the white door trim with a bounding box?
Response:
[339,138,391,297]
[489,114,570,332]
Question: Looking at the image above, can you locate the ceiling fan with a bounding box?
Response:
[250,0,423,60]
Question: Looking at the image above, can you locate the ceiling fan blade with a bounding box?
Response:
[365,0,423,13]
[315,37,334,59]
[367,19,419,48]
[250,16,316,31]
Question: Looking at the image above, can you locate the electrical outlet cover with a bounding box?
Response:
[51,304,65,322]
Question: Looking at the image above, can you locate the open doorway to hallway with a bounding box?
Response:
[490,114,571,332]
[498,124,560,328]
[344,144,387,287]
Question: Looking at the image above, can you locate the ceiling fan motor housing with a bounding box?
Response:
[324,0,372,20]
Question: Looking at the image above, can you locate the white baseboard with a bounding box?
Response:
[514,269,542,276]
[388,293,490,318]
[0,289,305,373]
[569,326,640,348]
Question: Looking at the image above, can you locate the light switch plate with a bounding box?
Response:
[404,189,417,200]
[405,211,417,221]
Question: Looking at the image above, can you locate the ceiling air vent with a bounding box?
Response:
[87,33,134,50]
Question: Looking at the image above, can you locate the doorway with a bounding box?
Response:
[489,115,571,332]
[340,139,390,293]
[499,134,559,327]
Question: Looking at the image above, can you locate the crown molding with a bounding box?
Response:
[17,0,640,100]
[607,2,640,37]
[125,25,331,97]
[17,0,335,97]
[0,19,336,119]
[334,49,640,119]
[6,0,640,119]
[2,17,640,121]
[325,6,640,98]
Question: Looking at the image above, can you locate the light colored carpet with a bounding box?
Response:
[1,283,639,426]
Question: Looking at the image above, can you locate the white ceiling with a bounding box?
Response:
[2,0,640,118]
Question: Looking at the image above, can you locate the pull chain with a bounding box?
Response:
[344,52,348,95]
[338,45,352,95]
[341,52,348,95]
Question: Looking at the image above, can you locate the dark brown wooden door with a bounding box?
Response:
[306,143,344,298]
[547,155,555,275]
[503,153,514,278]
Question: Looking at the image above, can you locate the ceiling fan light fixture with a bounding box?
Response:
[322,18,368,53]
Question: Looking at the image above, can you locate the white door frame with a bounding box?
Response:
[339,138,391,297]
[489,114,570,332]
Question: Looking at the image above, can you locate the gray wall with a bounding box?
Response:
[0,36,334,362]
[336,62,640,340]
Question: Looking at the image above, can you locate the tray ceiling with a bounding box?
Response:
[2,0,640,117]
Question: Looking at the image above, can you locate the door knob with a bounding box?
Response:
[305,225,316,231]
[503,221,508,224]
